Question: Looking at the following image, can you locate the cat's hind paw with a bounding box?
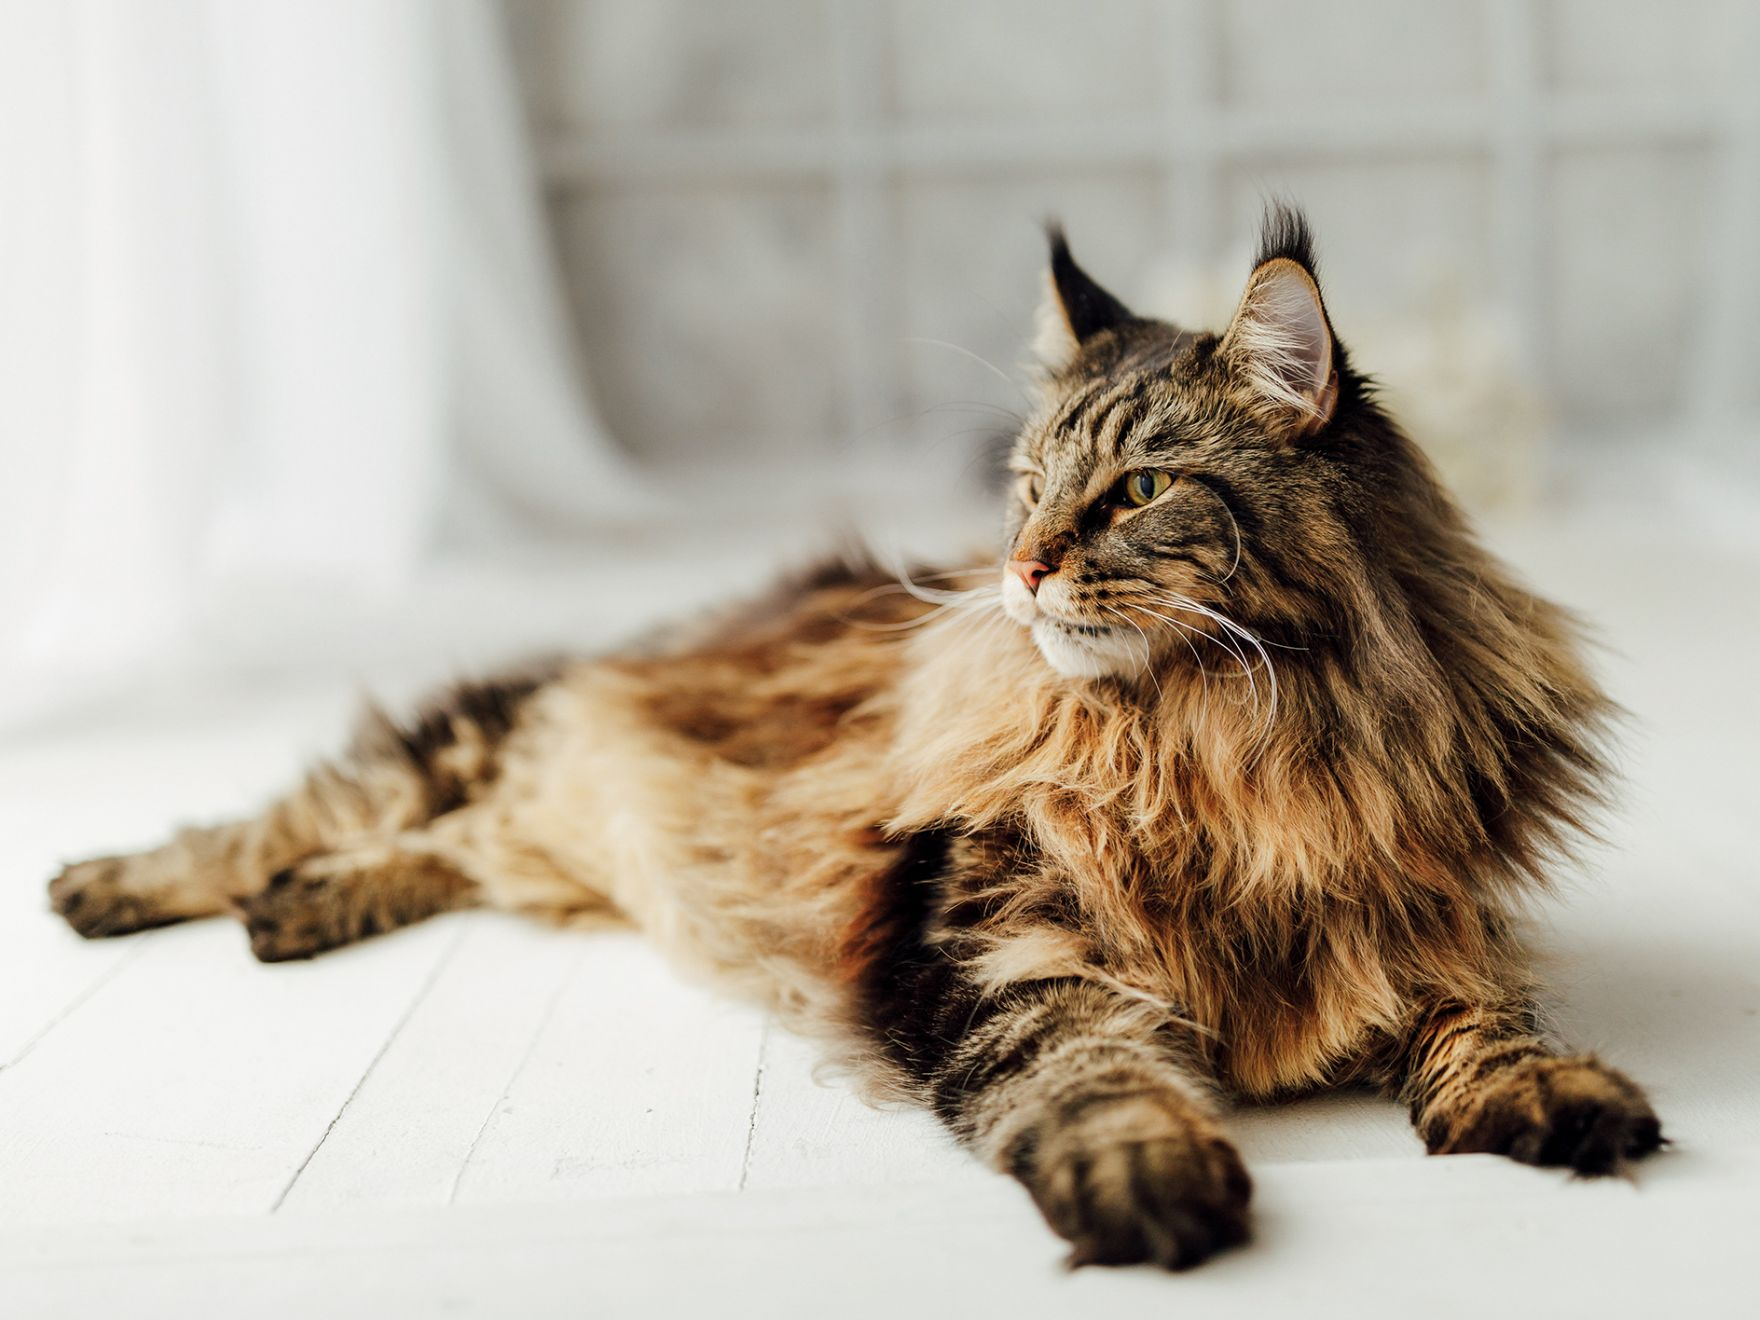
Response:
[49,857,182,939]
[238,866,358,963]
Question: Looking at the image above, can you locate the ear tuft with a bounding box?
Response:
[1253,201,1319,274]
[1033,223,1133,371]
[1221,208,1337,435]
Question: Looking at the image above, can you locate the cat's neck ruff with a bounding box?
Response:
[881,597,1558,914]
[887,607,1293,860]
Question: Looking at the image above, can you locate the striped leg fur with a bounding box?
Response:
[47,752,433,941]
[885,976,1250,1270]
[240,840,480,963]
[48,672,550,951]
[1397,1002,1664,1175]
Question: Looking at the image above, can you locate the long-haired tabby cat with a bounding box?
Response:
[51,208,1662,1270]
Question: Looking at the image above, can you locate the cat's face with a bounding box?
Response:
[1000,215,1352,682]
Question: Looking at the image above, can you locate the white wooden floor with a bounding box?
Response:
[2,488,1756,1317]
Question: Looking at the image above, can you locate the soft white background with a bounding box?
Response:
[6,0,1760,731]
[513,0,1760,464]
[0,3,1755,1316]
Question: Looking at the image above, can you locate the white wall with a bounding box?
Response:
[505,0,1760,474]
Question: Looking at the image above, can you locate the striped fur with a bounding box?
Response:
[49,208,1661,1269]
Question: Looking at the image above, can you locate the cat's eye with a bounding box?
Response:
[1120,469,1175,507]
[1018,473,1044,506]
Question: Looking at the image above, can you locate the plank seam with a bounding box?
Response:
[445,949,581,1206]
[271,924,471,1213]
[1,936,156,1072]
[736,1020,771,1191]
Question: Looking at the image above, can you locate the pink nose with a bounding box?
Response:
[1008,558,1053,592]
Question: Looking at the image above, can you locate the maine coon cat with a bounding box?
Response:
[51,208,1662,1270]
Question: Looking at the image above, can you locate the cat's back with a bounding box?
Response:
[454,557,977,954]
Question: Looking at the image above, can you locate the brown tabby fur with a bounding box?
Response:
[50,208,1662,1270]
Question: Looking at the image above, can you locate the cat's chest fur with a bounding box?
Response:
[926,792,1417,1097]
[886,628,1478,1096]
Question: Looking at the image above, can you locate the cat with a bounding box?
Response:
[49,207,1662,1270]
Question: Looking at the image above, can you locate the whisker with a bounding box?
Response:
[901,337,1029,400]
[849,568,992,605]
[1147,595,1280,735]
[1217,502,1244,584]
[891,579,1002,608]
[1111,602,1212,712]
[1135,582,1307,653]
[1101,604,1163,702]
[848,398,1026,447]
[1128,594,1278,737]
[835,561,1007,632]
[881,559,1004,604]
[848,601,1000,633]
[920,400,1026,425]
[1132,603,1251,698]
[851,588,1004,631]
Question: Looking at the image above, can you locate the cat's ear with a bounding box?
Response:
[1032,224,1133,372]
[1219,207,1339,437]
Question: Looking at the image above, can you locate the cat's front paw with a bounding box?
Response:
[49,857,174,938]
[1013,1095,1252,1270]
[239,866,353,963]
[1429,1054,1663,1175]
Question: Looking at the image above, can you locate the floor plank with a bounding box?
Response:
[741,1024,981,1191]
[4,1150,1751,1319]
[0,914,460,1228]
[279,915,587,1212]
[447,932,767,1204]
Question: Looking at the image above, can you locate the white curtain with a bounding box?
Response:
[0,0,644,732]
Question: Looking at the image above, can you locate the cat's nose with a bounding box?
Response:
[1008,558,1054,592]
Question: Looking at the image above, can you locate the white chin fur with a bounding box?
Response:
[1001,571,1143,679]
[1029,619,1141,679]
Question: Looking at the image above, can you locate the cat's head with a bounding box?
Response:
[1000,206,1423,683]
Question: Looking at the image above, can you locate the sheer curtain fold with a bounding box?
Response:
[0,0,638,731]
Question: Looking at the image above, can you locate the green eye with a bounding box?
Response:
[1121,469,1174,507]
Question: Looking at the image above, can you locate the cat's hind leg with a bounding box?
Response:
[49,754,438,940]
[49,837,227,938]
[239,790,627,961]
[49,671,555,941]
